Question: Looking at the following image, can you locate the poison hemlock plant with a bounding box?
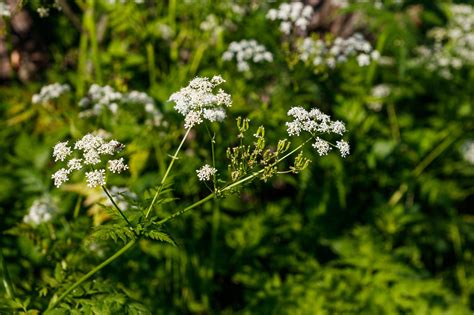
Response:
[35,76,351,311]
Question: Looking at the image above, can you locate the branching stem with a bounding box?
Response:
[145,127,192,218]
[101,185,137,235]
[47,240,136,310]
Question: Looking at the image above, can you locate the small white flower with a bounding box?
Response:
[85,169,106,187]
[357,54,371,66]
[52,168,70,188]
[99,140,123,155]
[286,121,302,136]
[83,150,101,165]
[67,158,83,171]
[461,140,474,164]
[267,2,313,35]
[312,137,331,156]
[0,3,11,17]
[280,21,292,34]
[196,164,217,181]
[37,7,49,17]
[184,111,204,129]
[336,140,350,158]
[203,108,226,122]
[23,195,57,225]
[53,141,72,162]
[331,121,346,135]
[108,158,129,173]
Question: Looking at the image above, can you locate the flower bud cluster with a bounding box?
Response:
[51,133,128,188]
[222,39,273,72]
[169,76,232,129]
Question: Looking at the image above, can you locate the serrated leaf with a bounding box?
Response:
[91,224,135,244]
[144,230,175,246]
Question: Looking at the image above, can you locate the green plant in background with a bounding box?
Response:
[0,0,472,314]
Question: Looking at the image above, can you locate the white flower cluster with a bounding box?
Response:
[169,76,232,129]
[200,14,219,32]
[0,2,10,17]
[123,90,165,127]
[266,2,313,35]
[23,195,58,226]
[196,164,217,181]
[413,4,474,79]
[102,186,137,211]
[32,83,70,104]
[461,140,474,165]
[332,0,388,9]
[51,133,128,188]
[79,84,123,116]
[297,33,380,70]
[79,85,164,127]
[368,84,391,111]
[37,7,49,17]
[286,106,350,158]
[222,39,273,72]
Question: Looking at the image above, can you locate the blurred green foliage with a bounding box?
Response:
[0,0,473,314]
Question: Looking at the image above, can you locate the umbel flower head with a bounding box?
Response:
[266,1,313,35]
[168,75,232,129]
[222,39,273,72]
[51,133,128,188]
[32,83,70,104]
[286,106,350,158]
[196,164,217,181]
[23,195,58,226]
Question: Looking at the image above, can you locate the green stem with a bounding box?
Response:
[221,138,311,193]
[46,137,308,310]
[0,248,16,299]
[146,43,157,89]
[101,185,136,235]
[47,240,135,310]
[387,102,400,143]
[76,8,89,97]
[145,128,192,219]
[388,129,460,206]
[157,138,311,225]
[85,0,102,84]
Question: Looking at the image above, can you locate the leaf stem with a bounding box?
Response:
[47,240,136,310]
[101,185,136,235]
[145,127,191,218]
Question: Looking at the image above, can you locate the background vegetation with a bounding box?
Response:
[0,0,473,314]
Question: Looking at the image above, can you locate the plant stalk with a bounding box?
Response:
[145,127,191,218]
[101,185,137,235]
[47,240,136,310]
